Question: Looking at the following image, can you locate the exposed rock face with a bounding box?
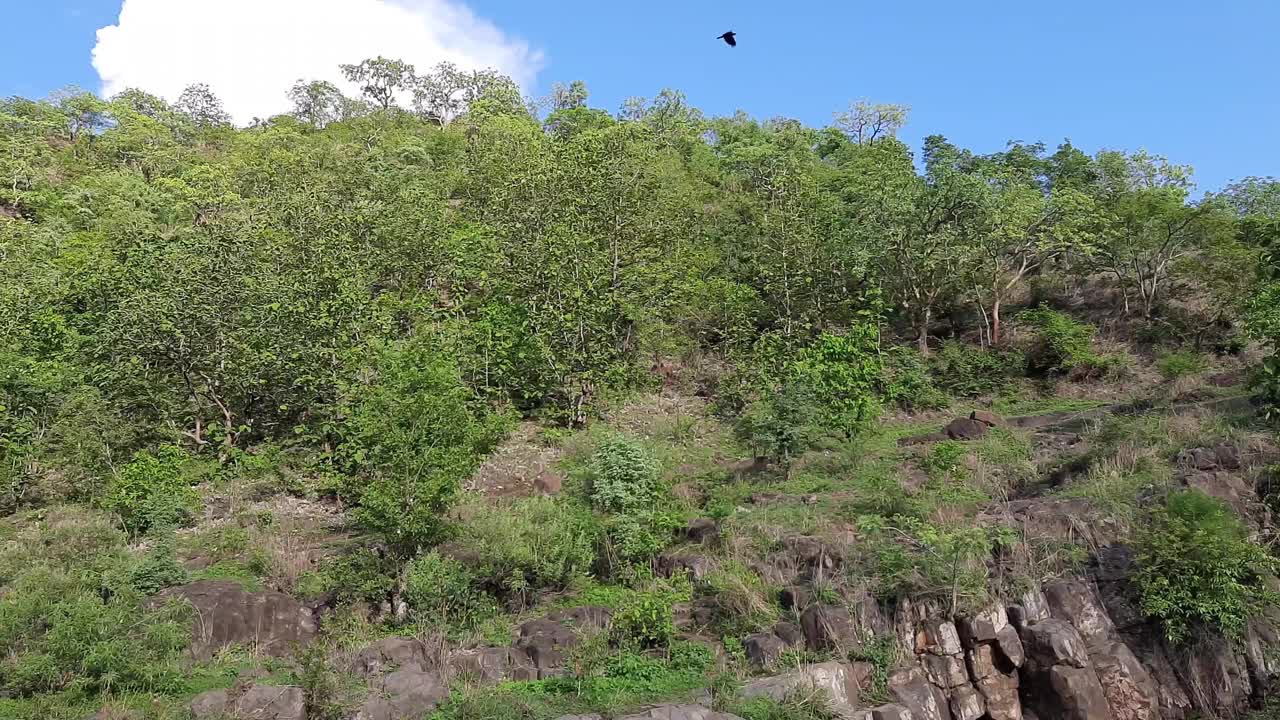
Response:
[945,417,989,441]
[970,410,1005,428]
[740,660,871,712]
[190,685,306,720]
[683,518,720,544]
[356,669,449,720]
[155,581,316,659]
[743,632,787,668]
[888,666,949,720]
[354,637,429,676]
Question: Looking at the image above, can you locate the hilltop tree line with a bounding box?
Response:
[2,57,1279,543]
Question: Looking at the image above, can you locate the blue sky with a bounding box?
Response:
[2,0,1277,192]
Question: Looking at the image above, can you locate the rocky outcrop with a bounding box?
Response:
[190,685,307,720]
[155,581,316,659]
[740,660,871,713]
[353,669,449,720]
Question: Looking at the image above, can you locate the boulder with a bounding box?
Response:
[513,618,579,678]
[154,581,316,659]
[888,667,949,720]
[772,621,804,646]
[1045,666,1111,720]
[358,669,448,720]
[1044,579,1117,651]
[976,670,1021,720]
[993,625,1025,668]
[616,705,745,720]
[945,417,989,441]
[190,689,232,720]
[354,637,428,676]
[870,705,916,720]
[948,684,985,720]
[744,633,787,668]
[740,661,870,711]
[1092,642,1158,720]
[800,604,863,652]
[921,618,963,656]
[544,605,613,631]
[656,553,715,581]
[970,410,1005,428]
[779,585,812,612]
[449,646,534,684]
[922,653,969,688]
[1177,447,1219,471]
[232,686,307,720]
[958,603,1008,646]
[683,518,720,544]
[966,643,1002,681]
[1020,619,1090,670]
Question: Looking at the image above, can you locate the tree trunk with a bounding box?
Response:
[991,298,1003,345]
[917,306,932,356]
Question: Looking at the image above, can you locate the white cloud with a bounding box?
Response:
[92,0,544,124]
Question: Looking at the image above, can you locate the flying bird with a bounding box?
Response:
[717,31,737,47]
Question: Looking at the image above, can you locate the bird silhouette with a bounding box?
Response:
[717,31,737,47]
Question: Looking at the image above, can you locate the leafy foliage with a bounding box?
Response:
[1135,490,1279,644]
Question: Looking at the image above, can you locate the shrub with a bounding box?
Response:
[453,496,599,602]
[127,534,188,595]
[880,346,949,410]
[100,445,202,536]
[791,328,882,438]
[735,380,820,466]
[1020,308,1097,376]
[611,584,686,649]
[700,560,779,635]
[403,550,496,627]
[1135,490,1279,643]
[929,341,1025,397]
[589,436,659,513]
[1155,350,1208,381]
[342,340,508,555]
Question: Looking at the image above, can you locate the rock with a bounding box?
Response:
[154,581,316,660]
[1092,641,1158,720]
[967,643,1002,681]
[84,709,142,720]
[945,417,989,441]
[1020,619,1090,670]
[656,553,714,581]
[921,618,963,656]
[780,585,812,612]
[1011,586,1049,628]
[1043,579,1115,651]
[870,705,916,720]
[1215,443,1243,470]
[190,689,231,720]
[235,685,307,720]
[554,716,604,720]
[1178,447,1219,471]
[1044,665,1111,720]
[513,618,579,678]
[800,604,862,652]
[958,603,1008,646]
[544,605,613,632]
[740,661,870,711]
[355,637,428,676]
[993,625,1025,668]
[949,684,985,720]
[533,469,563,495]
[922,653,969,688]
[449,646,529,685]
[364,669,449,720]
[976,670,1021,720]
[616,705,745,720]
[888,666,948,720]
[772,621,804,646]
[684,518,719,544]
[744,633,787,668]
[970,410,1004,428]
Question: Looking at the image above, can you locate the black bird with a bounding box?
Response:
[717,31,737,47]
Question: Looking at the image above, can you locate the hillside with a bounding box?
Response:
[3,64,1280,720]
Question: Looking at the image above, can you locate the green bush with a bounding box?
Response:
[1135,490,1279,643]
[1155,350,1208,381]
[1020,308,1098,376]
[453,496,599,602]
[611,584,685,649]
[0,509,190,698]
[791,328,883,438]
[736,380,820,466]
[100,445,202,536]
[929,341,1025,397]
[127,534,188,595]
[589,436,660,513]
[879,346,949,410]
[342,340,508,555]
[403,550,496,627]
